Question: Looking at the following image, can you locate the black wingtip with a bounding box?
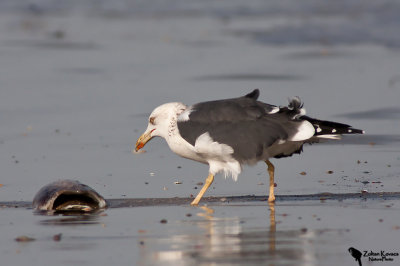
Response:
[348,128,365,134]
[244,89,260,100]
[303,116,364,136]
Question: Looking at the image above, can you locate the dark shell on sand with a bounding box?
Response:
[33,179,107,212]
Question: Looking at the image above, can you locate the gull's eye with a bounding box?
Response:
[149,117,156,125]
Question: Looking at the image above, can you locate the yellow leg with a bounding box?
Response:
[268,202,276,252]
[191,173,214,206]
[265,160,276,202]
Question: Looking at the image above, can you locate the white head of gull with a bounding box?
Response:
[135,89,364,206]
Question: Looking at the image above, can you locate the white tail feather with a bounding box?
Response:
[316,134,341,140]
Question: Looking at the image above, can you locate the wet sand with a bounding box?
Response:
[1,1,400,265]
[2,191,400,209]
[2,197,400,266]
[2,193,400,265]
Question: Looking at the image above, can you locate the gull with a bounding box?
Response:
[135,89,363,205]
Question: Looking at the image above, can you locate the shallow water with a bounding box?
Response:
[3,198,400,266]
[1,1,400,265]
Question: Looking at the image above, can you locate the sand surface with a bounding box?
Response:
[1,1,400,265]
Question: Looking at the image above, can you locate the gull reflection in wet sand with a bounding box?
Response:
[139,203,320,266]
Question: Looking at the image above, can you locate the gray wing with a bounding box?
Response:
[177,90,301,162]
[187,89,278,123]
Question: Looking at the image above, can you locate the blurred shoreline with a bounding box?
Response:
[1,0,400,47]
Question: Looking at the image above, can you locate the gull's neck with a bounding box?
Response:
[164,104,206,163]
